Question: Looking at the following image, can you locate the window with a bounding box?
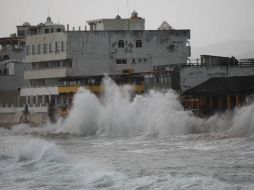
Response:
[32,45,36,55]
[118,40,124,48]
[26,45,30,56]
[167,44,175,52]
[116,59,121,64]
[116,59,127,64]
[61,41,65,52]
[51,29,54,33]
[144,58,147,62]
[3,55,9,61]
[32,63,37,69]
[45,29,49,34]
[136,40,142,48]
[43,43,48,54]
[49,43,52,53]
[55,42,60,53]
[37,44,41,54]
[138,59,142,63]
[57,28,61,32]
[132,59,136,64]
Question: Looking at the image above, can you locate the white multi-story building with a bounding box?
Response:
[20,11,191,107]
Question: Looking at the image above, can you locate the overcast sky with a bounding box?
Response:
[0,0,254,47]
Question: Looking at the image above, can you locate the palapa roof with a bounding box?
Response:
[183,75,254,96]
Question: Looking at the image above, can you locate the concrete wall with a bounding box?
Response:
[66,30,190,76]
[0,46,24,62]
[24,67,67,80]
[180,66,254,92]
[0,62,30,91]
[88,19,145,31]
[0,91,26,106]
[102,19,145,30]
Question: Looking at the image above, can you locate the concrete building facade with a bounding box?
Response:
[20,12,191,107]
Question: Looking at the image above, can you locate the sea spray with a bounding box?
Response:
[59,77,200,137]
[8,77,254,138]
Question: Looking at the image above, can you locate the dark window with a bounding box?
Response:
[132,59,136,64]
[43,43,48,54]
[26,46,30,56]
[57,28,61,32]
[3,68,7,75]
[144,58,147,62]
[136,40,142,48]
[55,42,59,53]
[116,59,122,64]
[122,59,127,64]
[37,44,41,54]
[118,40,124,48]
[61,41,65,52]
[49,43,52,53]
[69,61,72,68]
[45,29,49,33]
[167,44,175,52]
[32,45,36,55]
[138,59,142,63]
[51,29,54,33]
[116,59,127,64]
[3,55,9,61]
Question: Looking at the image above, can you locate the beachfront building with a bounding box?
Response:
[20,11,191,107]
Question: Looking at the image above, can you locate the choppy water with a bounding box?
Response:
[1,78,254,189]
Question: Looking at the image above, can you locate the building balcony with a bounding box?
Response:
[24,67,68,80]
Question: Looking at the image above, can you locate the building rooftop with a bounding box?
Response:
[183,75,254,96]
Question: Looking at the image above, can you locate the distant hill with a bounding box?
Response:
[191,40,254,59]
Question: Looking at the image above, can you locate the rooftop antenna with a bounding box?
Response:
[126,0,129,17]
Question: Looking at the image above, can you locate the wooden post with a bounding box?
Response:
[236,95,240,107]
[227,95,231,110]
[218,96,221,111]
[191,99,194,109]
[210,97,213,113]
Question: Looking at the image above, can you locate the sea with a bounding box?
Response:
[0,78,254,190]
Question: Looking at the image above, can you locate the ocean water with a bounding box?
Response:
[1,78,254,190]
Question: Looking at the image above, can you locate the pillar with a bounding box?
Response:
[210,96,213,113]
[218,96,221,111]
[227,95,231,110]
[236,95,240,107]
[25,96,28,105]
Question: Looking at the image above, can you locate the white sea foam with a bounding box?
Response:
[56,77,201,137]
[9,77,254,138]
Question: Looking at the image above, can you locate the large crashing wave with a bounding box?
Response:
[57,77,200,137]
[11,77,254,137]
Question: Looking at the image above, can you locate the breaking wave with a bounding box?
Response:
[55,77,200,137]
[10,77,254,138]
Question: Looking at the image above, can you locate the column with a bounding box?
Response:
[236,95,240,108]
[26,96,28,105]
[227,95,231,110]
[218,96,221,111]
